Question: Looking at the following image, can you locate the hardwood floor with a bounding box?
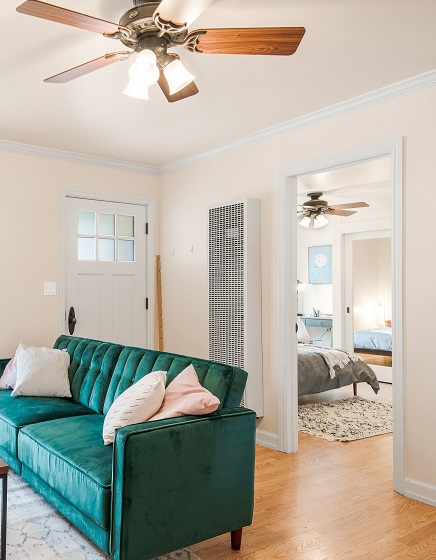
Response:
[191,383,436,560]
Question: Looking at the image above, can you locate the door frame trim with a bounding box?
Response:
[277,138,405,495]
[60,188,156,349]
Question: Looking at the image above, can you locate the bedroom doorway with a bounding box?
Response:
[277,139,405,495]
[344,230,392,384]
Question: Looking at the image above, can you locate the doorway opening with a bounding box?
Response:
[277,139,404,495]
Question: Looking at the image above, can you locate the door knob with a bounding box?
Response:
[68,307,77,335]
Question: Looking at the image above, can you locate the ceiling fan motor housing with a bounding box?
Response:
[302,192,329,210]
[120,2,188,49]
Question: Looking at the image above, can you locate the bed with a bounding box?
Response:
[354,327,392,355]
[298,344,380,397]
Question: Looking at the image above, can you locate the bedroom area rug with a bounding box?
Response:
[298,396,393,442]
[7,471,201,560]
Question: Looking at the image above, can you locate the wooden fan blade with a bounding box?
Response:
[329,202,369,210]
[155,0,215,27]
[44,52,130,83]
[16,0,121,35]
[325,209,357,217]
[158,70,199,102]
[185,27,306,55]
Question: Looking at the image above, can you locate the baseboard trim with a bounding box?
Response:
[256,429,279,450]
[404,478,436,508]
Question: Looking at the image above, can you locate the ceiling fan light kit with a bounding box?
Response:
[313,213,329,229]
[163,58,196,95]
[298,192,369,229]
[16,0,306,103]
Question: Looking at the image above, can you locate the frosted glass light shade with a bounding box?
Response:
[123,80,149,100]
[298,215,311,228]
[163,59,195,94]
[313,214,328,228]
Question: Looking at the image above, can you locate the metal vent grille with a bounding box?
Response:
[208,202,244,369]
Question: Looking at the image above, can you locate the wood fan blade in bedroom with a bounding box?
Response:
[299,192,370,222]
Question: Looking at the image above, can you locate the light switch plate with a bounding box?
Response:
[44,282,56,296]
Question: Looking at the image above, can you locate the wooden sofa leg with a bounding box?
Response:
[231,528,243,550]
[353,383,357,396]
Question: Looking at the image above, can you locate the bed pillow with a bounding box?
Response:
[103,370,167,445]
[0,342,32,390]
[149,364,220,422]
[11,347,71,398]
[297,317,311,343]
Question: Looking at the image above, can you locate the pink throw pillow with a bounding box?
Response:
[0,342,31,390]
[149,364,220,421]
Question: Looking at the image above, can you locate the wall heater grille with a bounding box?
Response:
[208,199,263,417]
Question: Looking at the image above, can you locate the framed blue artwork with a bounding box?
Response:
[308,245,332,284]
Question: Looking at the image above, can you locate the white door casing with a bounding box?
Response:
[61,190,155,349]
[277,138,404,495]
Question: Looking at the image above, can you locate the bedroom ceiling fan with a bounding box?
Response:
[16,0,306,102]
[298,192,369,229]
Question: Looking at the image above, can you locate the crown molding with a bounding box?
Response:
[0,139,159,176]
[159,69,436,175]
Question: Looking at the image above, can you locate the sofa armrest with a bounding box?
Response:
[0,359,11,377]
[111,407,256,560]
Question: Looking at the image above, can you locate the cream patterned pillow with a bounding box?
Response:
[103,371,166,445]
[11,347,71,398]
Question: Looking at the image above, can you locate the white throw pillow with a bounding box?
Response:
[103,371,167,445]
[11,347,71,398]
[0,342,32,390]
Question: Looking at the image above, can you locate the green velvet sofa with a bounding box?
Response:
[0,335,256,560]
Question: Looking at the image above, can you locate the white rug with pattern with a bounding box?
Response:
[6,471,201,560]
[298,396,393,441]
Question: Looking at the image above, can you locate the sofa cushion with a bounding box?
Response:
[54,336,123,413]
[102,347,247,414]
[18,415,112,530]
[0,390,96,460]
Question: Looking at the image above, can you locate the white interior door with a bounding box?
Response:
[65,196,148,347]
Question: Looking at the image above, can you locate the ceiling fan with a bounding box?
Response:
[298,192,369,228]
[16,0,306,102]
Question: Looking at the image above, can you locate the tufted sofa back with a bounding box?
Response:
[54,335,247,414]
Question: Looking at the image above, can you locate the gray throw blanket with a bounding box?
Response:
[300,344,362,378]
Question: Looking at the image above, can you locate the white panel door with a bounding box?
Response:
[65,197,148,347]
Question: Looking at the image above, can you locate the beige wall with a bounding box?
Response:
[1,83,435,490]
[159,85,436,487]
[0,152,159,357]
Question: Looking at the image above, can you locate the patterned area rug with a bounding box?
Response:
[7,471,201,560]
[298,396,393,442]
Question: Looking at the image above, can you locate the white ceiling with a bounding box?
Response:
[1,0,436,167]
